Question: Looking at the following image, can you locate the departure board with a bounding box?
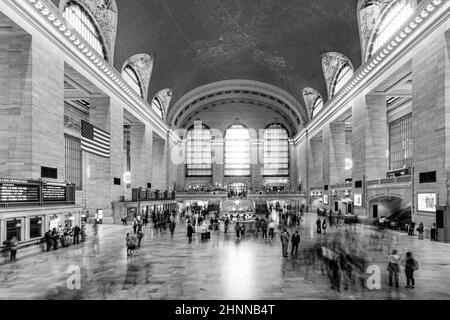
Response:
[42,185,66,201]
[0,183,40,203]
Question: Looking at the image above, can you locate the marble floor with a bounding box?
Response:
[0,214,450,300]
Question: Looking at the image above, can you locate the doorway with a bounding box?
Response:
[373,205,378,219]
[227,183,248,197]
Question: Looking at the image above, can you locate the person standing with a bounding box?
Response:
[328,210,333,228]
[44,230,53,251]
[235,222,241,238]
[322,219,327,234]
[125,233,133,256]
[431,223,437,241]
[388,249,401,288]
[137,230,144,248]
[8,236,18,262]
[187,222,194,244]
[132,218,138,234]
[316,218,322,235]
[169,219,176,238]
[224,217,229,234]
[405,252,418,289]
[52,228,59,250]
[240,223,246,237]
[261,219,268,239]
[417,222,424,240]
[291,231,300,255]
[268,220,275,239]
[280,227,290,257]
[72,225,81,244]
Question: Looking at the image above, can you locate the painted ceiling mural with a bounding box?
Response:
[114,0,361,114]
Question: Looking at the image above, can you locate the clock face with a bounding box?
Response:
[345,158,353,170]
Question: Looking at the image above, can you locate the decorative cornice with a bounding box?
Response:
[5,0,179,143]
[294,0,448,145]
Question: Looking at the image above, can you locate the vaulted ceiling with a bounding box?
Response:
[113,0,362,110]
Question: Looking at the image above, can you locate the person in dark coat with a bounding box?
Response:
[224,217,229,234]
[52,228,59,250]
[72,225,81,244]
[316,218,322,234]
[291,231,300,255]
[187,222,194,244]
[431,223,437,241]
[240,223,246,237]
[169,220,176,238]
[261,219,268,239]
[405,252,418,288]
[44,230,53,251]
[235,222,241,238]
[137,230,144,248]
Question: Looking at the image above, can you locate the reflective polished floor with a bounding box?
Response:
[1,214,450,300]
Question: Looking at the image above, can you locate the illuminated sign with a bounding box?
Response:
[417,193,436,213]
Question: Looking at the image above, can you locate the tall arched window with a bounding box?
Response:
[63,1,107,60]
[263,124,289,177]
[331,64,353,96]
[311,97,324,119]
[152,96,163,118]
[122,65,143,98]
[368,0,414,58]
[224,124,250,177]
[186,124,212,177]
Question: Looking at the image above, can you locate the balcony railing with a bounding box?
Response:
[367,176,411,186]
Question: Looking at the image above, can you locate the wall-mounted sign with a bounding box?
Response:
[323,195,329,205]
[417,193,436,213]
[354,194,362,207]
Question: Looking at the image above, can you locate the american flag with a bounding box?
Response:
[81,120,111,158]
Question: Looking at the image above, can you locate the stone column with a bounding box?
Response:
[83,97,124,223]
[152,134,167,190]
[250,134,263,191]
[130,123,153,189]
[0,33,65,180]
[308,137,323,189]
[289,141,298,191]
[323,122,346,187]
[411,29,450,240]
[212,136,224,189]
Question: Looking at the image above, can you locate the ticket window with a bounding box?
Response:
[6,218,23,242]
[29,217,43,239]
[49,216,60,231]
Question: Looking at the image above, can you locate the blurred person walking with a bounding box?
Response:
[388,249,401,288]
[291,230,300,255]
[405,252,419,289]
[169,219,176,238]
[187,222,194,244]
[280,227,290,257]
[417,222,424,240]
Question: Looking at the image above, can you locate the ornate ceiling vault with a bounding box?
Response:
[168,80,307,136]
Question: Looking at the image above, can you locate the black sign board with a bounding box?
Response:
[0,183,40,203]
[0,178,75,205]
[42,184,67,201]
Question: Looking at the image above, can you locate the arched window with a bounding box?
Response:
[152,96,163,118]
[263,124,289,177]
[368,0,414,58]
[311,97,324,119]
[122,65,143,98]
[224,124,250,177]
[63,1,107,60]
[331,64,353,97]
[186,123,212,177]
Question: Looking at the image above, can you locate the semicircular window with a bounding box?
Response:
[122,65,143,98]
[368,0,414,58]
[186,124,212,177]
[63,1,107,60]
[263,124,289,177]
[224,124,250,177]
[152,96,163,118]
